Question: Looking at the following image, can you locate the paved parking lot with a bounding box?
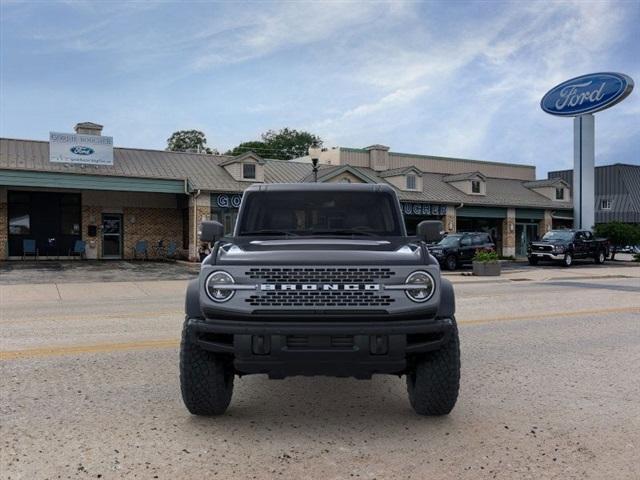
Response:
[1,261,639,479]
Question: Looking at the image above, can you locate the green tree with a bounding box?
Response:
[594,222,640,260]
[225,141,268,157]
[167,130,216,154]
[226,128,322,160]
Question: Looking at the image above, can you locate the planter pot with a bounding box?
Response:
[472,261,501,276]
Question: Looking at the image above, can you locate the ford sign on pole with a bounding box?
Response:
[541,72,634,230]
[541,72,634,116]
[49,132,114,166]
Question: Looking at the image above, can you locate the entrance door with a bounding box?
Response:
[516,223,538,257]
[102,214,123,259]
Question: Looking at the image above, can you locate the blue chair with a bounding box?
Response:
[133,240,149,260]
[22,239,38,261]
[68,240,86,260]
[166,240,177,259]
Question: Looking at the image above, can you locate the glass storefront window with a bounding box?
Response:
[9,209,30,234]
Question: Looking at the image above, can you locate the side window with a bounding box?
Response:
[472,234,483,246]
[460,236,472,247]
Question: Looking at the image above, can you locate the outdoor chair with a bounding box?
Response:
[165,240,178,259]
[68,240,86,260]
[133,240,149,260]
[22,239,38,261]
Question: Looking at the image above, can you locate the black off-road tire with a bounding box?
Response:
[594,250,606,264]
[528,256,539,266]
[407,318,460,416]
[445,255,458,271]
[180,321,234,416]
[562,252,573,267]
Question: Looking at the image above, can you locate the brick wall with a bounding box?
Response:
[501,208,516,257]
[122,206,183,260]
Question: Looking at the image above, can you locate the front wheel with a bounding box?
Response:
[562,253,573,267]
[180,321,234,416]
[407,318,460,416]
[594,250,606,264]
[445,255,458,271]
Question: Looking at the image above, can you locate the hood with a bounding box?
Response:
[213,237,424,265]
[530,238,569,246]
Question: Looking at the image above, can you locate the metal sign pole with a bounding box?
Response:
[573,114,595,229]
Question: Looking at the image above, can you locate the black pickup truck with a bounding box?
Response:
[527,230,609,267]
[181,183,459,416]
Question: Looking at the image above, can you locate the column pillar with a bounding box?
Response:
[538,210,553,239]
[443,205,457,233]
[502,208,516,257]
[573,114,595,229]
[188,193,211,262]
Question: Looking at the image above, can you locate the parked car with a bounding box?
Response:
[527,230,609,267]
[429,232,495,270]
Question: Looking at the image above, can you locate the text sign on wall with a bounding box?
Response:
[214,193,243,209]
[49,132,114,166]
[402,203,447,216]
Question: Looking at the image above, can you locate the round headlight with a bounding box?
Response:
[556,245,565,253]
[405,271,435,303]
[205,271,235,302]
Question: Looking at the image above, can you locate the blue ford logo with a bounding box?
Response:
[70,146,95,155]
[541,72,634,116]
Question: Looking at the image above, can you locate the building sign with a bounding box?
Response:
[540,72,634,117]
[214,193,243,209]
[402,202,447,216]
[49,132,114,165]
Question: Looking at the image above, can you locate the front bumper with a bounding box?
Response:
[186,316,453,378]
[528,251,564,260]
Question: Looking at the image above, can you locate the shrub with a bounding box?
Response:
[473,250,499,262]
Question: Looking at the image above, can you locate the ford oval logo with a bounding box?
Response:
[541,72,634,116]
[70,146,95,155]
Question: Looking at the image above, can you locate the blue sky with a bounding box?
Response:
[1,0,638,176]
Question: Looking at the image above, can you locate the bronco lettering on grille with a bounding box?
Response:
[260,284,380,291]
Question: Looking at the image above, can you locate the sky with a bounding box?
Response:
[1,0,638,177]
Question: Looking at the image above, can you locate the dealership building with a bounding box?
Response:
[1,123,576,261]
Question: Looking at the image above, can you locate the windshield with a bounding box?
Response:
[542,231,574,241]
[237,190,403,236]
[437,235,461,247]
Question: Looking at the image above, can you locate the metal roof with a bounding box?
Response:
[0,137,573,210]
[443,171,486,182]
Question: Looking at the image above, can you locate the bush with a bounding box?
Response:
[594,222,640,260]
[473,250,499,262]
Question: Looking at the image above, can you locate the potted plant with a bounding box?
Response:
[472,250,501,276]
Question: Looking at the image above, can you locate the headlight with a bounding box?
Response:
[405,271,435,303]
[205,271,235,302]
[555,245,565,253]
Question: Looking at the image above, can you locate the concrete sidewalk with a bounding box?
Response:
[2,263,637,307]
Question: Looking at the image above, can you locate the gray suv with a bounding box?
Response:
[181,184,459,416]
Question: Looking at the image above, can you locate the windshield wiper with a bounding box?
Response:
[309,229,377,237]
[240,230,298,236]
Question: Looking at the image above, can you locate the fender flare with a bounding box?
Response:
[185,278,203,319]
[436,277,456,318]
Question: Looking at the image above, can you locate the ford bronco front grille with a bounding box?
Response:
[246,290,394,307]
[245,267,395,283]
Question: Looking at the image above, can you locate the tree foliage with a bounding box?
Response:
[226,128,322,160]
[167,130,217,154]
[225,141,269,157]
[594,222,640,260]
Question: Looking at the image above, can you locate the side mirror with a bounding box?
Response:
[417,220,444,243]
[199,221,224,243]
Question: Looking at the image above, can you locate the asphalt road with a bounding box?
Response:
[2,272,639,479]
